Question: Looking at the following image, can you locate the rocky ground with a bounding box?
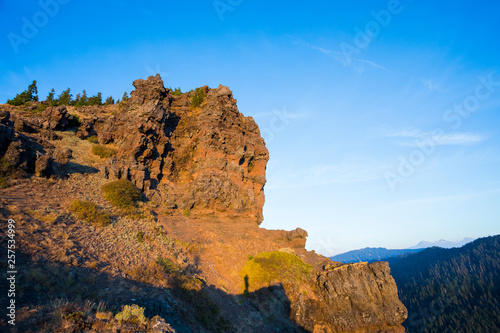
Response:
[0,75,407,332]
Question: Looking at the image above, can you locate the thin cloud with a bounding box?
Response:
[382,189,500,209]
[290,37,387,72]
[267,160,388,190]
[388,128,489,147]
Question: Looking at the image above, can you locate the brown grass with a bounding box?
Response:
[68,200,111,227]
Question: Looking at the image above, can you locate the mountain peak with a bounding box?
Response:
[408,237,475,249]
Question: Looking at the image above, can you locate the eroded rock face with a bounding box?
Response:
[0,123,37,177]
[84,75,269,223]
[311,262,408,332]
[0,120,67,179]
[42,105,74,131]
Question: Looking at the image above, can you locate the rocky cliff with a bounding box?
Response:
[76,74,268,223]
[0,75,406,332]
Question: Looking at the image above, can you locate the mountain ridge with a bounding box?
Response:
[330,237,476,263]
[408,237,475,249]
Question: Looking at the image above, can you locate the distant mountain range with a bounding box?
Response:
[330,247,423,263]
[408,237,475,249]
[389,235,500,332]
[330,237,475,263]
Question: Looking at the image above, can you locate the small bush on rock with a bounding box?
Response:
[171,87,182,96]
[115,304,147,325]
[190,87,205,107]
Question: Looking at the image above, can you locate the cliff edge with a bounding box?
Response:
[0,75,406,332]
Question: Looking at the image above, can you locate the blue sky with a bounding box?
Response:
[1,0,499,255]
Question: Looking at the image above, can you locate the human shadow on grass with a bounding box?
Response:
[4,250,310,333]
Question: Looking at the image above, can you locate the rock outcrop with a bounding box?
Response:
[0,105,72,179]
[76,74,269,223]
[309,262,407,332]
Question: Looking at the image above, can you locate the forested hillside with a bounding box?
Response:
[330,247,422,263]
[389,235,500,333]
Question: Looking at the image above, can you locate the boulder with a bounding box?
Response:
[0,110,10,124]
[35,155,53,177]
[42,105,73,130]
[54,147,73,165]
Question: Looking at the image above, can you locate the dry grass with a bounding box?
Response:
[68,199,111,227]
[26,209,59,224]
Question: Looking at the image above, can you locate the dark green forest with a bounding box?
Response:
[389,235,500,333]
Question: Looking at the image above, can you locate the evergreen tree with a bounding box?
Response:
[121,92,129,102]
[73,93,81,106]
[27,80,38,102]
[105,96,115,105]
[7,80,39,105]
[46,88,56,105]
[80,90,88,106]
[390,236,500,333]
[58,88,72,105]
[88,92,103,105]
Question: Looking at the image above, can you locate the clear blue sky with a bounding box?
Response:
[1,0,499,255]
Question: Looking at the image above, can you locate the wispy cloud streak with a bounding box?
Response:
[388,128,489,147]
[291,37,387,73]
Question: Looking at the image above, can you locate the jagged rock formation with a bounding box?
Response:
[76,75,269,222]
[0,75,407,332]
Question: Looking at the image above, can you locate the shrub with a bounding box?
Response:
[239,251,313,293]
[136,231,144,243]
[115,304,147,324]
[36,104,49,113]
[190,87,205,107]
[86,135,99,143]
[92,144,116,158]
[102,179,141,209]
[64,311,85,321]
[171,87,182,96]
[182,209,191,217]
[155,257,178,274]
[0,177,8,189]
[95,311,113,320]
[69,200,111,227]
